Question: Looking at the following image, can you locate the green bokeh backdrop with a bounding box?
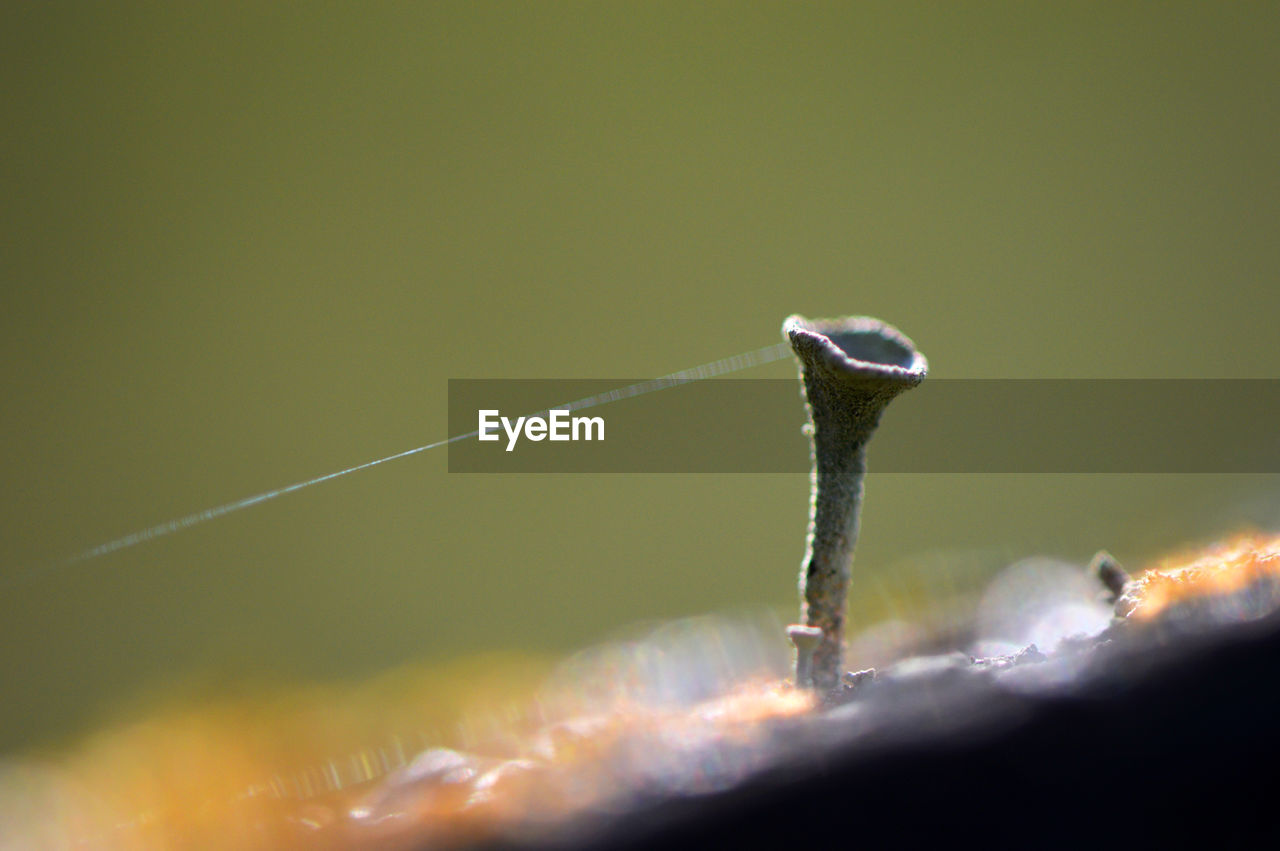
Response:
[2,2,1278,753]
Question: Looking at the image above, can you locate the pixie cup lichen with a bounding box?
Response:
[784,315,928,693]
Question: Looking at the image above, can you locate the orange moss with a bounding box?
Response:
[334,680,815,850]
[31,533,1280,849]
[1118,532,1280,621]
[1,656,814,850]
[2,654,548,850]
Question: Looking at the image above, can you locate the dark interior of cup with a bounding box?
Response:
[825,328,917,370]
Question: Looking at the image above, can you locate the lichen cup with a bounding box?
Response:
[783,315,928,692]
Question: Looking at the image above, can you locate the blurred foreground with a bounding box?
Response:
[3,533,1279,850]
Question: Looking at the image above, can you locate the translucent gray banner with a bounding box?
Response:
[447,379,1280,473]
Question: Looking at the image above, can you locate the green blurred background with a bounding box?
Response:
[2,2,1277,754]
